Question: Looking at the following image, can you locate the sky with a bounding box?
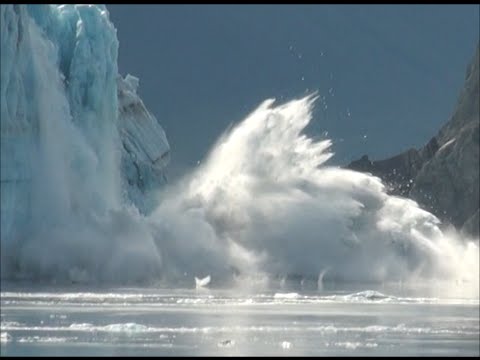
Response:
[108,5,479,179]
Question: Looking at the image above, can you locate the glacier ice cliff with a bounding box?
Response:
[118,74,170,213]
[1,4,169,280]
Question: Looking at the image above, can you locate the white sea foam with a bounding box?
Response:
[328,341,378,350]
[1,321,477,336]
[1,290,477,307]
[17,336,72,343]
[273,293,300,299]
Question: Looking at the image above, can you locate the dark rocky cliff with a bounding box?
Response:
[348,45,479,237]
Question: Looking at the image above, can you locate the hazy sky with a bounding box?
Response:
[108,5,479,179]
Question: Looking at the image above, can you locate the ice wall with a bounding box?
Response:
[1,5,34,254]
[118,74,170,213]
[0,4,169,280]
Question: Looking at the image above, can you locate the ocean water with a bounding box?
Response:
[1,282,478,356]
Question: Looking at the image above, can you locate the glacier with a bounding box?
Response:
[1,4,169,281]
[0,4,478,295]
[118,74,170,213]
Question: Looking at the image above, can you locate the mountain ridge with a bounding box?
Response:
[348,44,479,237]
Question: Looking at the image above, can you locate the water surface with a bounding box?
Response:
[1,283,478,356]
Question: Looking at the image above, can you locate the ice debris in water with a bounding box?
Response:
[195,275,211,288]
[218,339,235,348]
[0,332,12,343]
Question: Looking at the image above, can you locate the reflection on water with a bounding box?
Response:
[1,282,479,356]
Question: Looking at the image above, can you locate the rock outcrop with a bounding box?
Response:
[348,45,479,237]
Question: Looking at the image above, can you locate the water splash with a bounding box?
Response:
[1,7,477,294]
[147,95,479,296]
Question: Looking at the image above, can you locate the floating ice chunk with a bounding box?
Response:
[218,339,235,348]
[0,332,12,343]
[343,290,392,302]
[102,323,152,333]
[331,341,378,349]
[195,275,211,288]
[274,293,299,299]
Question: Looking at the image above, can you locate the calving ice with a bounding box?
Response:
[0,5,478,296]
